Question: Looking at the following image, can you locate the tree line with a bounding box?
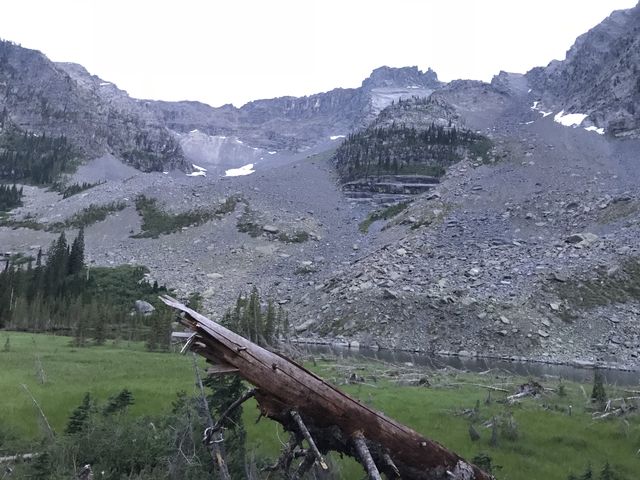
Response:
[0,126,79,185]
[0,229,173,349]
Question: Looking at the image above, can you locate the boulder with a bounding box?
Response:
[263,224,279,234]
[565,232,598,245]
[134,300,155,316]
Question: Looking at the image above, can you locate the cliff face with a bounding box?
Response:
[0,40,185,171]
[147,66,442,151]
[526,2,640,137]
[0,39,444,171]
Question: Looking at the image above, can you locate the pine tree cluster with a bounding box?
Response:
[0,183,22,211]
[333,123,492,182]
[0,229,171,347]
[221,286,290,347]
[0,126,79,185]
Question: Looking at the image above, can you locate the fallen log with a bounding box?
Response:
[161,295,492,480]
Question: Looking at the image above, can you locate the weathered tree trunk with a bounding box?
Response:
[161,295,492,480]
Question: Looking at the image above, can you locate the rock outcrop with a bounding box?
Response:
[0,40,185,171]
[526,2,640,138]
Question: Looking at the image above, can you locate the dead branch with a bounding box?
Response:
[291,410,328,470]
[352,431,383,480]
[161,295,493,480]
[211,389,256,433]
[21,384,54,439]
[383,452,401,478]
[292,450,316,480]
[444,383,510,393]
[191,355,231,480]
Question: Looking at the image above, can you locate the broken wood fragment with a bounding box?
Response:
[211,388,256,432]
[383,451,401,478]
[292,450,316,480]
[352,431,383,480]
[205,363,240,376]
[160,295,493,480]
[291,410,328,470]
[192,354,231,480]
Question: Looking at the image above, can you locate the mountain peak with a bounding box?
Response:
[361,66,440,90]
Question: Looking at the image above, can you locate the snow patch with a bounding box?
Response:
[192,164,207,172]
[531,101,552,117]
[162,171,169,174]
[186,170,206,177]
[585,126,605,135]
[99,82,112,86]
[268,151,277,155]
[330,135,346,140]
[225,163,255,177]
[527,88,532,93]
[554,110,588,127]
[235,139,244,144]
[522,121,535,125]
[190,129,199,133]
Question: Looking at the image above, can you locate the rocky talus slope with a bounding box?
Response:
[291,98,640,366]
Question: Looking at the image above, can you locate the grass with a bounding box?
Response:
[359,201,411,233]
[51,201,128,230]
[236,205,264,238]
[292,359,640,479]
[0,214,47,230]
[277,230,310,243]
[1,332,638,479]
[1,202,127,231]
[237,203,310,243]
[132,195,239,238]
[0,332,196,444]
[552,256,640,311]
[596,199,639,224]
[51,180,105,199]
[469,136,494,163]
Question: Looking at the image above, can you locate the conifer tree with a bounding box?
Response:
[103,389,134,415]
[580,464,593,480]
[65,392,94,434]
[68,227,85,275]
[204,374,247,476]
[93,313,106,346]
[600,462,616,480]
[591,370,607,409]
[264,299,276,345]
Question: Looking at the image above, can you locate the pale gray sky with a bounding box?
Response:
[0,0,636,107]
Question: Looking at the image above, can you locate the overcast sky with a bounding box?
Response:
[0,0,636,107]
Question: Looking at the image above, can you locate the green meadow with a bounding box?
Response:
[1,331,639,479]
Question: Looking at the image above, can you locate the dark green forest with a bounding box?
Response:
[0,126,79,185]
[0,229,174,349]
[333,123,492,182]
[0,183,22,211]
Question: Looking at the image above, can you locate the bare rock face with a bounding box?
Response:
[526,2,640,138]
[0,40,186,172]
[146,66,443,152]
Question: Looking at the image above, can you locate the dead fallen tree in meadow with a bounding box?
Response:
[161,295,493,480]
